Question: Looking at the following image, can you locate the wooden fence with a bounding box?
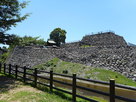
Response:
[0,63,136,102]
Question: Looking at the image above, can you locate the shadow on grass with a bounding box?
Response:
[0,74,20,93]
[0,73,72,101]
[0,74,87,102]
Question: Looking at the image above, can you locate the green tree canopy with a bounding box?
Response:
[18,36,45,46]
[50,28,67,46]
[7,35,46,48]
[0,0,29,45]
[0,0,29,32]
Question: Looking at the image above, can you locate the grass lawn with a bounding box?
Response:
[0,86,71,102]
[85,68,136,87]
[0,74,107,102]
[0,74,69,102]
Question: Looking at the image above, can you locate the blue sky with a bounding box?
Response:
[8,0,136,44]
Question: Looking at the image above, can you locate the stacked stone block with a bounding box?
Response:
[81,32,127,46]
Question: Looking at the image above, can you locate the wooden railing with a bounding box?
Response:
[0,63,136,102]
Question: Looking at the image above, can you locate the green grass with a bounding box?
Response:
[0,87,107,102]
[0,74,68,102]
[0,91,70,102]
[37,85,107,102]
[0,74,107,102]
[85,68,136,87]
[33,58,90,76]
[33,58,136,87]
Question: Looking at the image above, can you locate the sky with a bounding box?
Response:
[7,0,136,44]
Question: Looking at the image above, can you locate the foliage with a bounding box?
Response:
[0,45,15,63]
[0,0,29,32]
[0,0,29,45]
[0,33,11,45]
[6,35,46,48]
[0,33,20,46]
[6,34,20,46]
[50,28,66,46]
[17,36,45,46]
[0,51,9,63]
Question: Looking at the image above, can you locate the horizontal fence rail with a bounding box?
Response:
[0,63,136,102]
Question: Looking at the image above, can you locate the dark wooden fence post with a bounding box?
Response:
[23,66,26,83]
[50,70,53,92]
[9,64,11,76]
[110,79,115,102]
[72,74,76,102]
[0,63,1,73]
[4,63,6,74]
[15,65,18,79]
[34,68,37,87]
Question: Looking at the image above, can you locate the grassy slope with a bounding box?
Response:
[33,58,136,87]
[0,74,107,102]
[0,86,70,102]
[0,74,68,102]
[0,87,107,102]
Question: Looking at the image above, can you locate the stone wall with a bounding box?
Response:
[6,45,136,81]
[81,32,127,46]
[56,46,136,80]
[60,42,80,48]
[6,46,56,67]
[6,32,136,81]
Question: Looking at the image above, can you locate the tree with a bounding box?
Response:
[18,36,45,46]
[7,35,46,47]
[6,34,20,47]
[0,0,29,45]
[50,28,66,46]
[0,33,20,46]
